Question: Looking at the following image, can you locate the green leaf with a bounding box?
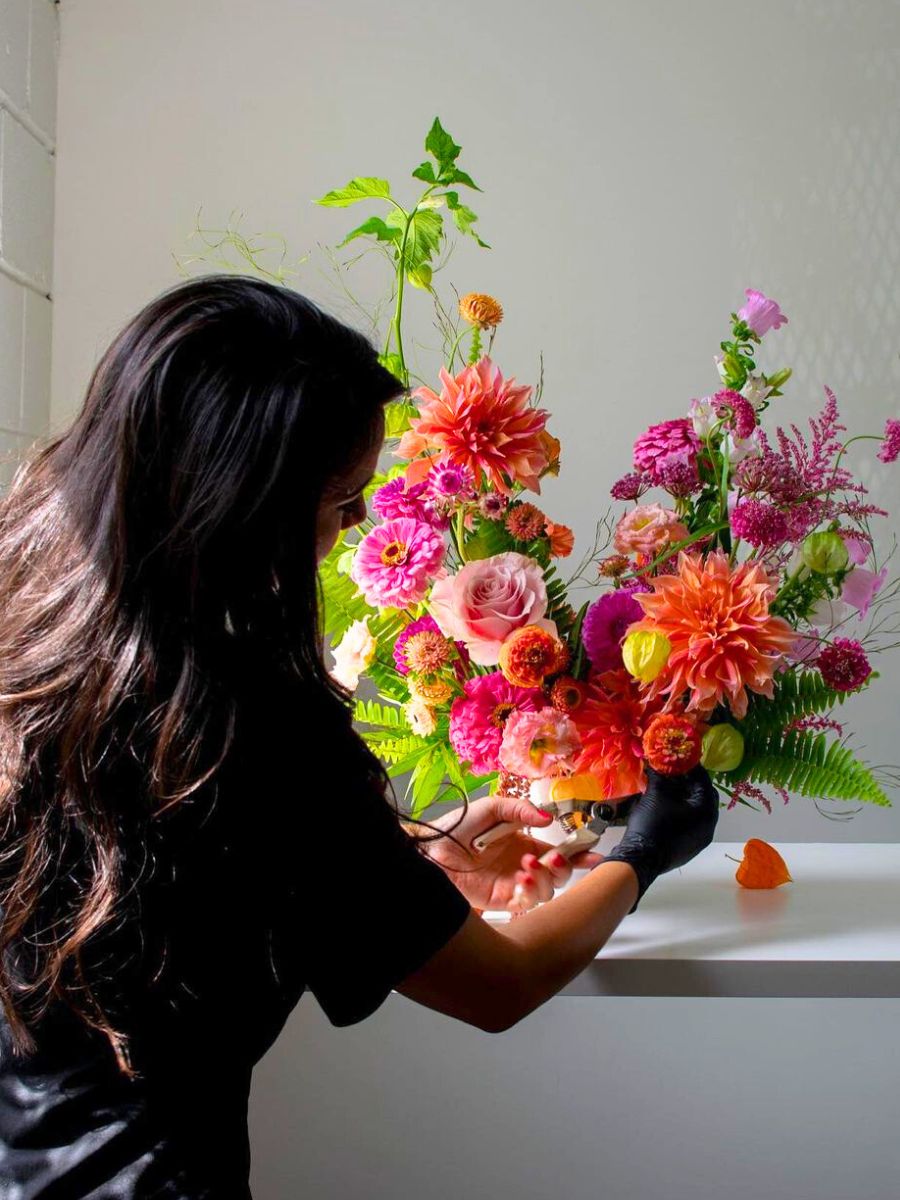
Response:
[378,352,405,380]
[425,118,461,171]
[385,207,443,272]
[338,216,402,248]
[446,168,481,191]
[412,161,437,184]
[335,547,355,576]
[463,518,516,562]
[408,748,449,817]
[384,399,417,438]
[318,540,370,639]
[315,177,392,207]
[354,698,409,731]
[441,192,490,248]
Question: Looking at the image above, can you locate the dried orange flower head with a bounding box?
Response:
[408,676,454,706]
[735,839,792,890]
[459,292,504,330]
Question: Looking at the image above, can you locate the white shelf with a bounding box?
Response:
[488,842,900,998]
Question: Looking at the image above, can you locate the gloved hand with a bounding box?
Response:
[604,765,720,911]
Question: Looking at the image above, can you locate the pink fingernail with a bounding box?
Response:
[522,874,535,888]
[552,852,567,868]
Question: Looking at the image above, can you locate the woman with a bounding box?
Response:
[0,276,718,1198]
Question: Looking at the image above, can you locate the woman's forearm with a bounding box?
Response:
[493,861,639,1024]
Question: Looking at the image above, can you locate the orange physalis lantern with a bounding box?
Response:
[734,839,793,889]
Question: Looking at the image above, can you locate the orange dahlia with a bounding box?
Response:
[498,624,567,688]
[642,713,702,774]
[629,551,796,718]
[573,669,665,799]
[398,357,550,494]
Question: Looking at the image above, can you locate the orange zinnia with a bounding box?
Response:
[398,357,550,494]
[629,551,796,719]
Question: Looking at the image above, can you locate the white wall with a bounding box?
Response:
[50,0,900,841]
[49,7,900,1200]
[0,0,56,483]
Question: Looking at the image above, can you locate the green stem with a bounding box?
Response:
[454,508,468,563]
[446,326,468,372]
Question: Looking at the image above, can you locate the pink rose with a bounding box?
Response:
[428,551,557,664]
[613,504,690,558]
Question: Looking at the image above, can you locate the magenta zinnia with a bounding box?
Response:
[449,672,543,776]
[351,518,445,609]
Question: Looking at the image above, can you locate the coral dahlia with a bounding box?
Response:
[628,551,796,718]
[573,669,664,798]
[399,357,550,494]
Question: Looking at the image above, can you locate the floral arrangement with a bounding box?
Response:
[186,119,900,819]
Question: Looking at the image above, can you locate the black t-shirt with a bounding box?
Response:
[0,667,471,1198]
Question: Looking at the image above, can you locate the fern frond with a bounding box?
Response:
[354,698,409,731]
[741,671,853,736]
[721,728,890,806]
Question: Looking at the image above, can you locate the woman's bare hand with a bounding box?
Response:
[419,794,602,912]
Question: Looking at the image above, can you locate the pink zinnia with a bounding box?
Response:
[498,708,581,780]
[399,357,550,494]
[350,518,445,609]
[730,498,789,549]
[632,419,701,484]
[737,289,788,337]
[877,418,900,464]
[448,672,543,776]
[816,638,872,692]
[428,459,474,499]
[581,591,644,672]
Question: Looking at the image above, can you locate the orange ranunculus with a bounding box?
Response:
[629,551,796,719]
[498,624,567,689]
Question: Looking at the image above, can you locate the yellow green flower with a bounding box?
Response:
[622,629,671,683]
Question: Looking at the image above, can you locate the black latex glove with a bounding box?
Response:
[603,765,720,912]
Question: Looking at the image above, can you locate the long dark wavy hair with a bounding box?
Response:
[0,275,409,1075]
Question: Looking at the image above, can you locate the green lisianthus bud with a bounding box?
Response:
[800,531,849,575]
[701,724,745,772]
[622,630,671,683]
